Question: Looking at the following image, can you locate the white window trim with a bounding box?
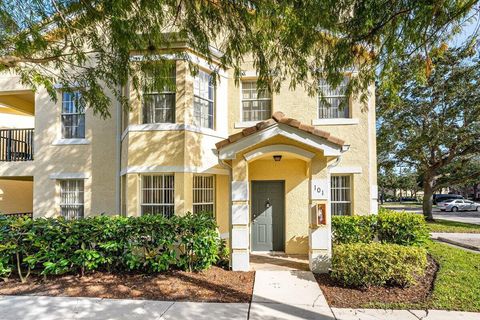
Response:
[52,138,90,146]
[317,77,350,120]
[330,175,352,216]
[240,80,272,123]
[312,118,359,126]
[141,64,176,124]
[329,166,362,174]
[140,174,175,216]
[50,172,90,180]
[59,179,85,219]
[193,69,215,130]
[61,91,86,139]
[192,175,215,214]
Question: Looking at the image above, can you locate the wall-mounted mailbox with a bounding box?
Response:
[311,203,327,227]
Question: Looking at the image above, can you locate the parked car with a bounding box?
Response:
[399,197,418,202]
[433,194,464,204]
[438,199,480,212]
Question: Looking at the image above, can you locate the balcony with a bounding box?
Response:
[0,128,34,161]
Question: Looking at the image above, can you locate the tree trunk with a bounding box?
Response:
[423,178,435,221]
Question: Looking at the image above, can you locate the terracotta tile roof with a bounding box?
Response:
[215,111,345,149]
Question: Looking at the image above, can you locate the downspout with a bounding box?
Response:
[115,85,122,215]
[216,151,233,269]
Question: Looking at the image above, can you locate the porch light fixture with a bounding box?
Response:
[273,155,282,162]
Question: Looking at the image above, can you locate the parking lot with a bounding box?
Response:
[384,205,480,225]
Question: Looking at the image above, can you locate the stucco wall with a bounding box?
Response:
[0,179,33,214]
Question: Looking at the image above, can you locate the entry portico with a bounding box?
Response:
[216,111,346,272]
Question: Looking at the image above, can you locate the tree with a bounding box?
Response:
[1,1,478,116]
[377,46,480,220]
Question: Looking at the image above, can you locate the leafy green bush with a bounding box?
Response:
[331,242,427,287]
[332,209,429,246]
[332,215,377,244]
[377,208,429,246]
[0,213,220,281]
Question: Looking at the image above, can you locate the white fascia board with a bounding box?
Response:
[219,124,342,160]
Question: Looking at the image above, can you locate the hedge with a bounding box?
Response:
[331,242,427,287]
[331,215,377,244]
[332,209,429,246]
[0,213,220,282]
[377,209,429,246]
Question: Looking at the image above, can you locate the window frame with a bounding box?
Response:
[193,69,215,129]
[330,175,352,216]
[192,175,215,215]
[59,179,84,220]
[241,80,272,122]
[141,64,177,124]
[318,76,350,119]
[61,91,85,139]
[140,174,175,217]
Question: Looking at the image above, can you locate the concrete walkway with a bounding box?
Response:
[249,270,332,319]
[1,294,480,319]
[431,232,480,252]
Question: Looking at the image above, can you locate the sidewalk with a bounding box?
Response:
[1,294,480,320]
[431,232,480,252]
[1,270,479,320]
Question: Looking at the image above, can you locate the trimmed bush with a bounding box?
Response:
[0,213,220,281]
[377,208,429,246]
[332,209,429,246]
[331,242,427,287]
[332,215,377,244]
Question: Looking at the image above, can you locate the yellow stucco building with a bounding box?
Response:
[0,51,377,272]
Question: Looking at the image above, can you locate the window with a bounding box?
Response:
[193,70,214,129]
[318,77,349,118]
[60,180,84,219]
[142,64,176,124]
[331,175,351,216]
[241,81,272,122]
[193,175,215,214]
[62,91,85,138]
[141,174,175,217]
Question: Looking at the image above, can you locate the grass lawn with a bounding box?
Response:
[380,202,422,208]
[427,219,480,233]
[362,242,480,312]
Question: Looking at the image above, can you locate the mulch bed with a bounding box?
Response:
[315,256,438,308]
[0,267,254,303]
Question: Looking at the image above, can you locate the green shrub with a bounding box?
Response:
[332,215,377,244]
[332,209,429,246]
[377,208,429,246]
[0,212,220,281]
[331,242,427,287]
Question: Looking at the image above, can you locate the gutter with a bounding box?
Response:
[217,152,233,269]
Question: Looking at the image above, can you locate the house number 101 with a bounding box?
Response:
[311,179,328,200]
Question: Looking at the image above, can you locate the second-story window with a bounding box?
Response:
[318,77,349,119]
[193,70,214,129]
[143,64,176,124]
[62,91,85,139]
[242,81,272,122]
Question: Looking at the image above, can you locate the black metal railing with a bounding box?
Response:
[0,128,34,161]
[0,212,33,219]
